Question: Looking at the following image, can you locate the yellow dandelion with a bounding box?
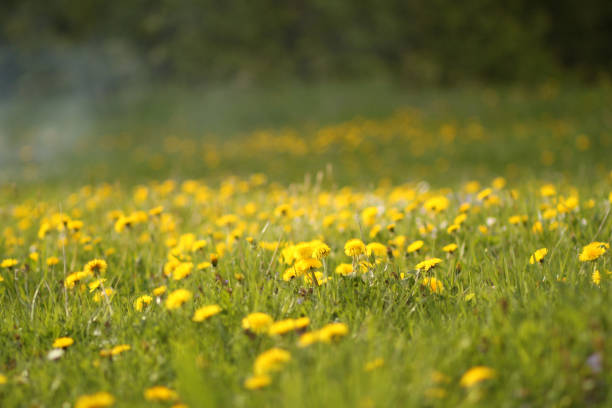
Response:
[366,242,387,258]
[149,206,164,216]
[1,258,18,269]
[335,263,354,276]
[165,289,192,310]
[406,240,424,254]
[298,331,320,347]
[446,224,460,234]
[172,262,194,281]
[144,386,178,401]
[53,337,74,349]
[442,243,458,253]
[579,242,608,262]
[75,392,115,408]
[318,322,349,343]
[422,277,444,293]
[460,366,496,387]
[192,304,222,322]
[64,271,92,289]
[592,270,601,286]
[46,256,60,266]
[294,258,322,273]
[294,316,310,329]
[134,295,153,311]
[93,288,114,303]
[268,319,297,336]
[89,279,106,292]
[100,344,131,357]
[84,259,107,275]
[415,258,443,272]
[529,248,548,264]
[344,239,366,257]
[253,348,291,375]
[540,184,556,197]
[423,195,450,213]
[311,241,331,259]
[244,374,271,390]
[477,188,492,201]
[242,312,274,334]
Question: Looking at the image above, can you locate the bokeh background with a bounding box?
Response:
[1,1,612,186]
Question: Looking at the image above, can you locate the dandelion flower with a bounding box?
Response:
[422,277,444,293]
[540,184,556,197]
[192,304,222,322]
[423,196,450,213]
[244,374,271,390]
[172,262,194,281]
[446,224,460,234]
[460,366,496,387]
[89,279,106,292]
[477,188,492,201]
[298,331,320,347]
[64,271,92,289]
[406,240,424,254]
[93,288,114,302]
[75,392,115,408]
[282,268,298,281]
[529,248,548,264]
[442,243,458,253]
[53,337,74,349]
[294,258,322,273]
[134,295,153,311]
[579,242,608,262]
[311,241,331,259]
[415,258,443,272]
[318,322,349,343]
[532,221,543,234]
[46,256,60,266]
[84,259,107,275]
[344,239,366,257]
[165,289,192,310]
[100,344,131,357]
[592,270,601,285]
[335,263,354,276]
[149,206,164,216]
[253,348,291,375]
[268,319,296,336]
[192,239,207,252]
[242,312,273,334]
[508,215,527,225]
[294,317,310,329]
[366,242,387,258]
[1,259,18,269]
[144,386,178,401]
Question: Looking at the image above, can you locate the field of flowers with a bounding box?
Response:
[1,85,611,407]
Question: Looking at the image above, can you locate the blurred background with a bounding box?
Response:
[1,0,612,186]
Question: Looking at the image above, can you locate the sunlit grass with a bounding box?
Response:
[0,84,611,407]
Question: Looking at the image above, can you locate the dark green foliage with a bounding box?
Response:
[1,0,612,94]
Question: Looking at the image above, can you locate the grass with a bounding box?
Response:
[0,82,611,407]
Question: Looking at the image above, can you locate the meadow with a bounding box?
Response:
[1,83,611,407]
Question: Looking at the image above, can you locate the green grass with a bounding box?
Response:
[0,82,611,407]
